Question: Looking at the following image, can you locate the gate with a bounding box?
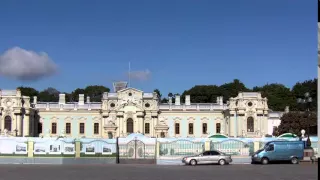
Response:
[118,137,156,164]
[210,139,254,156]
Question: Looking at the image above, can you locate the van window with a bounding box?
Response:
[266,144,274,151]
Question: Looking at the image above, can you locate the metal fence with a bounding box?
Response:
[210,139,254,156]
[159,139,205,158]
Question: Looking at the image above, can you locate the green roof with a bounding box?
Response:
[209,134,229,138]
[278,133,298,138]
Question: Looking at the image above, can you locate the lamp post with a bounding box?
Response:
[297,92,312,148]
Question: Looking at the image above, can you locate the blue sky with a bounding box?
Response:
[0,0,317,96]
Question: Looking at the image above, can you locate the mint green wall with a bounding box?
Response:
[41,115,94,138]
[166,115,220,138]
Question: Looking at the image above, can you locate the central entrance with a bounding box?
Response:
[127,118,134,133]
[118,134,156,164]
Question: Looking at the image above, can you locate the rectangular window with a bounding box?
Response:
[202,123,207,134]
[66,123,71,134]
[175,123,180,135]
[79,123,85,134]
[145,123,150,134]
[51,123,57,134]
[94,123,99,134]
[189,123,194,135]
[38,123,43,134]
[216,123,221,134]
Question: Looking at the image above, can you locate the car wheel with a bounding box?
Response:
[261,158,269,165]
[291,157,299,164]
[190,159,197,166]
[219,159,226,166]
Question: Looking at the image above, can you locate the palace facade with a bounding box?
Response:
[0,82,285,139]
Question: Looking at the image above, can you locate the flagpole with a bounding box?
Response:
[128,62,131,88]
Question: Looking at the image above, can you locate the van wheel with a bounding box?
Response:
[190,159,197,166]
[219,159,226,165]
[291,157,299,164]
[261,158,269,165]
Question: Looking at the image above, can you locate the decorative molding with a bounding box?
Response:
[78,117,87,122]
[187,117,195,122]
[92,116,101,122]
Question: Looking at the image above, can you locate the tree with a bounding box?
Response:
[17,86,39,102]
[181,85,221,103]
[277,112,317,136]
[70,88,85,102]
[253,83,295,111]
[153,89,162,100]
[38,87,60,102]
[291,78,317,111]
[84,85,110,102]
[219,79,251,102]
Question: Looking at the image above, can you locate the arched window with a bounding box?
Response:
[216,123,221,134]
[188,123,194,135]
[175,123,180,135]
[108,132,113,139]
[4,116,12,131]
[247,117,254,132]
[127,118,133,133]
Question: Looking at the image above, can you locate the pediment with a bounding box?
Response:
[117,87,143,93]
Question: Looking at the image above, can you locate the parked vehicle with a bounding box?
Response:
[251,141,304,165]
[182,150,232,166]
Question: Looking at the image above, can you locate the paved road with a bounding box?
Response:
[0,164,317,180]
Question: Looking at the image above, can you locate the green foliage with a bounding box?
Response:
[153,89,162,100]
[38,87,60,102]
[277,112,317,136]
[253,83,295,111]
[84,85,110,102]
[291,79,317,111]
[18,86,39,102]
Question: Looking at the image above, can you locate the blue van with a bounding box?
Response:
[251,141,304,165]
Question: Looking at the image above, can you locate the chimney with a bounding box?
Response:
[33,96,37,104]
[185,95,191,105]
[168,97,172,105]
[78,94,84,105]
[175,95,180,105]
[59,94,65,104]
[86,96,90,103]
[219,96,223,105]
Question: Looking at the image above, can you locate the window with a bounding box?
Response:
[127,118,133,133]
[202,123,207,134]
[145,123,150,134]
[210,151,220,155]
[267,144,274,151]
[51,123,57,134]
[79,123,85,134]
[216,123,221,134]
[161,132,165,138]
[94,123,99,134]
[66,123,71,134]
[247,117,254,132]
[108,132,113,139]
[4,116,12,131]
[203,151,210,156]
[188,123,194,134]
[175,123,180,135]
[38,123,43,134]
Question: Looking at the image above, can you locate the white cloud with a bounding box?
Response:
[0,47,57,81]
[128,69,151,81]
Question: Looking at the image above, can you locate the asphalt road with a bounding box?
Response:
[0,164,317,180]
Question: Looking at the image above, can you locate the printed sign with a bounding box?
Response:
[63,144,75,154]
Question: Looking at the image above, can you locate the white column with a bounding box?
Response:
[234,113,237,137]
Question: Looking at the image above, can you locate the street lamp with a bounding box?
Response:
[297,92,312,148]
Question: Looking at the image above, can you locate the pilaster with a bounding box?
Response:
[75,141,81,158]
[27,140,34,157]
[23,115,30,136]
[205,140,211,151]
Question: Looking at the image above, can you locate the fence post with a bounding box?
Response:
[116,137,120,164]
[27,139,34,158]
[75,140,81,158]
[156,140,160,158]
[205,140,211,151]
[253,141,260,152]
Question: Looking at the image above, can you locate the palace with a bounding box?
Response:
[0,82,285,139]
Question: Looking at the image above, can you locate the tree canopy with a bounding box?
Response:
[14,78,317,112]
